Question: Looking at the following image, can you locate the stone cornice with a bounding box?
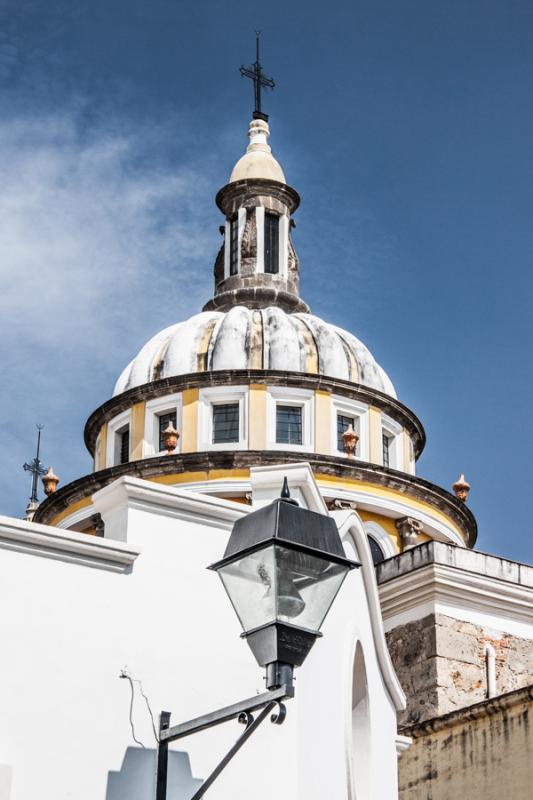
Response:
[215,178,300,215]
[202,287,309,314]
[83,369,426,458]
[399,684,533,739]
[33,451,476,546]
[377,541,533,633]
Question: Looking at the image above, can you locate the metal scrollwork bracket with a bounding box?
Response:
[156,684,293,800]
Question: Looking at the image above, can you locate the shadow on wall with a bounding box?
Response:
[106,747,203,799]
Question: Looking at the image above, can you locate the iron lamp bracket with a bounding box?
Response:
[156,683,294,800]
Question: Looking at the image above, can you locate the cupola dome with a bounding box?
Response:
[229,118,286,183]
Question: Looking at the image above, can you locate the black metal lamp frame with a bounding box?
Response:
[156,682,294,800]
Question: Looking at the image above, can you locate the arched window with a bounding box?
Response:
[363,521,397,562]
[368,536,385,565]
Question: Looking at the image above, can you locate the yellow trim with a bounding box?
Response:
[149,469,250,486]
[368,406,382,464]
[97,423,107,471]
[49,497,92,526]
[249,384,267,450]
[316,474,464,539]
[196,318,218,372]
[181,388,199,452]
[294,317,319,373]
[130,402,146,461]
[315,390,331,454]
[358,510,401,550]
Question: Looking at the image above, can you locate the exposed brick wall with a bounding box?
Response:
[387,613,533,725]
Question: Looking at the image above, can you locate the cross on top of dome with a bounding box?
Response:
[239,32,276,122]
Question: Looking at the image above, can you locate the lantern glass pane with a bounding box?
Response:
[273,545,349,631]
[216,545,277,632]
[216,543,349,635]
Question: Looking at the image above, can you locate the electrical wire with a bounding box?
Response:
[120,668,159,746]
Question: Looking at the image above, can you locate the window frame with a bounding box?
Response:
[106,409,132,467]
[118,426,130,465]
[363,521,398,559]
[267,387,314,452]
[144,394,182,457]
[331,397,369,460]
[199,386,248,451]
[229,216,239,276]
[212,402,241,445]
[264,211,280,274]
[380,414,403,470]
[275,404,304,446]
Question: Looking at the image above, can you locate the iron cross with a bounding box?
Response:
[23,424,46,504]
[239,32,275,121]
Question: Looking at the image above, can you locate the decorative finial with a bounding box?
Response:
[42,467,60,496]
[239,31,275,121]
[280,477,298,505]
[452,474,471,502]
[342,424,359,459]
[162,422,180,455]
[22,424,46,513]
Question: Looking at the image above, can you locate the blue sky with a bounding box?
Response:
[0,0,531,562]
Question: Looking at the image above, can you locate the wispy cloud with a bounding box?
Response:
[0,107,216,515]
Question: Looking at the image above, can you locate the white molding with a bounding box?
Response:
[381,413,402,470]
[255,206,265,273]
[94,432,102,471]
[395,735,412,756]
[92,476,249,541]
[106,408,131,468]
[164,479,252,496]
[317,484,464,546]
[250,462,328,512]
[331,396,369,460]
[198,385,248,451]
[378,561,533,638]
[279,213,289,278]
[266,386,314,452]
[0,514,140,573]
[56,503,97,530]
[223,220,230,279]
[332,510,406,713]
[363,521,398,559]
[143,393,182,458]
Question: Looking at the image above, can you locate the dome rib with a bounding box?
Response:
[112,306,396,399]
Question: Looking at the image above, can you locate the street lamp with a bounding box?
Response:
[156,480,359,800]
[210,478,358,690]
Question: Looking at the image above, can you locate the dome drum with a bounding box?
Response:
[84,369,425,461]
[32,449,477,549]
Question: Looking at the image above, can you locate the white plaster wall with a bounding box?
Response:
[0,476,400,800]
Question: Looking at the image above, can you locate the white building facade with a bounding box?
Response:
[0,464,404,799]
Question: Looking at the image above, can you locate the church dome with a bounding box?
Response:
[229,118,286,183]
[113,306,396,398]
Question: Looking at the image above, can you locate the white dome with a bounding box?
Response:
[114,306,396,398]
